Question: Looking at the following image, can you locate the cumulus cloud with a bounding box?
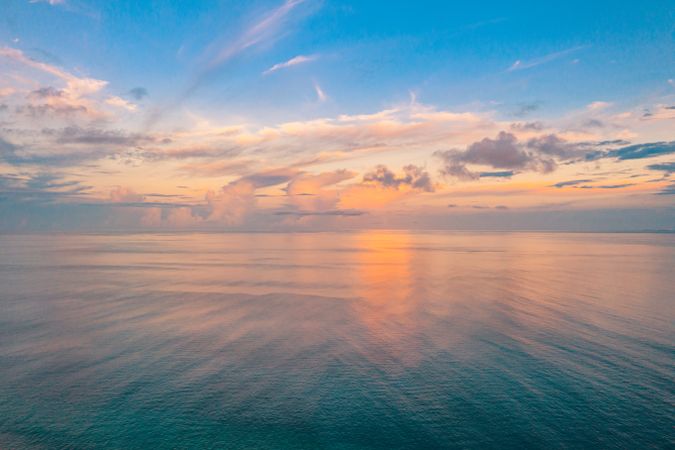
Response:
[202,179,256,225]
[1,47,109,119]
[280,169,355,213]
[363,164,434,192]
[110,186,144,203]
[436,132,559,180]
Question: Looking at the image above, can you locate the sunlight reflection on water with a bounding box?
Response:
[0,231,673,448]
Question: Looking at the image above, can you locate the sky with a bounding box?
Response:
[0,0,673,231]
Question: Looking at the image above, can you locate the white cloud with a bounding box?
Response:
[586,101,612,111]
[314,81,327,102]
[105,96,137,111]
[508,45,587,72]
[263,55,315,75]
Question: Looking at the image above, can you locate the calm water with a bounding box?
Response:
[0,231,673,449]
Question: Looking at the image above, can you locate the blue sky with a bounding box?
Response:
[0,0,673,231]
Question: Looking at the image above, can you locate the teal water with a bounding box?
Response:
[0,232,673,449]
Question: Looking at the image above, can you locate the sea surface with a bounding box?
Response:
[0,231,673,449]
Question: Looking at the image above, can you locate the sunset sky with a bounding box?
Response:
[1,0,673,231]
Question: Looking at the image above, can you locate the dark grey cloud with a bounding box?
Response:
[363,164,434,192]
[438,133,675,181]
[657,182,675,195]
[510,121,544,131]
[0,171,92,204]
[0,135,108,167]
[582,119,604,128]
[435,132,559,180]
[551,179,593,188]
[587,141,675,161]
[479,170,514,178]
[29,86,65,98]
[526,134,589,159]
[578,183,635,189]
[128,87,149,100]
[646,162,675,174]
[16,104,88,118]
[242,171,296,188]
[513,102,541,117]
[43,126,153,147]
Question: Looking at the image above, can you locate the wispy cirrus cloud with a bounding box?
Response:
[507,45,587,71]
[313,81,327,102]
[147,0,309,127]
[263,55,316,75]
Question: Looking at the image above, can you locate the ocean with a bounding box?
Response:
[0,231,673,448]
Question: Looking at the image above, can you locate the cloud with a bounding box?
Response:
[590,141,675,161]
[479,170,514,178]
[105,96,137,111]
[43,126,152,146]
[241,169,298,188]
[513,102,540,117]
[313,81,327,102]
[510,121,544,131]
[587,101,612,111]
[646,162,675,174]
[285,169,355,211]
[657,182,675,195]
[128,87,148,100]
[205,0,305,70]
[507,45,587,71]
[263,55,315,75]
[202,179,256,225]
[0,47,106,96]
[362,164,434,192]
[551,179,593,188]
[1,47,110,119]
[436,132,558,180]
[110,186,144,203]
[526,134,587,159]
[435,132,660,181]
[145,0,308,127]
[582,119,604,128]
[0,135,103,166]
[29,0,66,5]
[29,86,65,98]
[0,171,91,204]
[579,183,635,189]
